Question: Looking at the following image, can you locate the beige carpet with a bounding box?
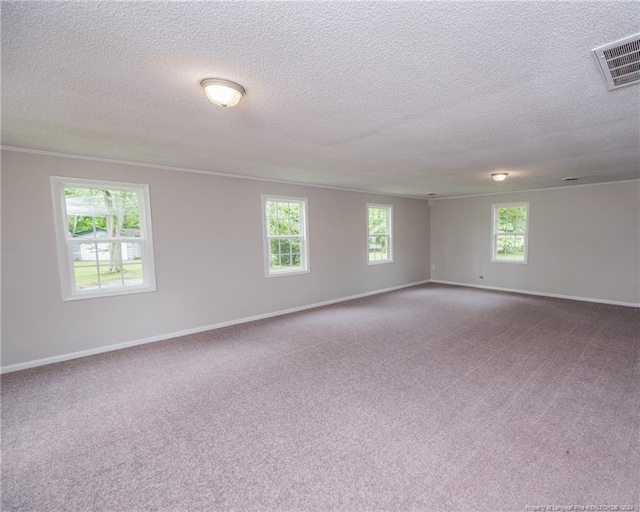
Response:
[2,284,639,511]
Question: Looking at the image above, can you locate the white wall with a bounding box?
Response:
[430,181,640,305]
[1,150,430,368]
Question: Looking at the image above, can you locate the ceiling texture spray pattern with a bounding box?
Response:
[2,2,639,197]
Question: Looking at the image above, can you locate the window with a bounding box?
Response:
[262,195,309,277]
[367,204,393,264]
[51,177,157,300]
[492,202,529,263]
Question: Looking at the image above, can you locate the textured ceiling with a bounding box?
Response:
[2,1,639,197]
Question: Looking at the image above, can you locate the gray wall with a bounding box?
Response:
[1,150,430,367]
[430,181,640,304]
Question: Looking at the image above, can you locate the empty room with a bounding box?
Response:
[1,2,639,511]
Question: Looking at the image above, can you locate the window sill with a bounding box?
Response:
[63,285,157,301]
[265,269,311,278]
[368,259,394,266]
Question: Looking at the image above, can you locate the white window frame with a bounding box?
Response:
[491,201,529,264]
[51,176,157,300]
[261,195,310,278]
[367,203,393,265]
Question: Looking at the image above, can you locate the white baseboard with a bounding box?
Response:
[1,280,431,374]
[429,280,640,308]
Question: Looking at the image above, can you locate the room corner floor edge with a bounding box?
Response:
[430,280,640,308]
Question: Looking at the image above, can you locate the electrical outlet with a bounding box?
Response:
[431,264,436,270]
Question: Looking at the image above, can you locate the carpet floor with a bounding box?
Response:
[2,284,639,511]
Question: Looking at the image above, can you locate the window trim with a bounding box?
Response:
[261,194,310,278]
[367,203,393,265]
[51,176,157,301]
[491,201,529,264]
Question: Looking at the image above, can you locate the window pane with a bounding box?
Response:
[497,208,508,233]
[96,242,117,262]
[267,200,303,236]
[497,235,526,261]
[73,261,101,291]
[92,217,107,236]
[266,202,278,235]
[498,208,515,233]
[122,242,145,287]
[514,235,525,260]
[280,239,292,255]
[497,206,528,234]
[277,203,290,235]
[369,235,388,261]
[58,180,155,298]
[121,190,142,216]
[493,203,527,262]
[264,197,307,275]
[64,187,102,217]
[368,207,387,235]
[98,242,125,288]
[506,236,516,257]
[71,242,146,291]
[121,215,141,237]
[65,187,142,237]
[270,254,281,271]
[67,215,89,237]
[71,242,99,289]
[92,246,146,289]
[270,239,281,257]
[73,241,108,262]
[124,241,143,261]
[496,235,507,258]
[122,262,144,287]
[514,210,527,232]
[288,203,301,235]
[509,210,518,233]
[269,237,303,271]
[287,202,300,215]
[270,239,284,272]
[97,260,123,289]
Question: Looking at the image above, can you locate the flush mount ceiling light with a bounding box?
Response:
[491,172,509,182]
[200,78,245,108]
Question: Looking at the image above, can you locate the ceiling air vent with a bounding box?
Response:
[592,33,640,90]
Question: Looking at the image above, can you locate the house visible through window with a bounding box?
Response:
[262,196,309,276]
[367,204,393,264]
[492,202,529,263]
[51,177,156,300]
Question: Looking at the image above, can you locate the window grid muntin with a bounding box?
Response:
[67,241,147,291]
[367,204,393,264]
[492,202,529,263]
[263,196,308,276]
[61,185,146,292]
[63,186,146,239]
[52,177,156,300]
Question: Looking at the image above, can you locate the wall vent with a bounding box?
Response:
[592,33,640,90]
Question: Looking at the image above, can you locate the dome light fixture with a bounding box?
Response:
[491,172,509,182]
[200,78,245,108]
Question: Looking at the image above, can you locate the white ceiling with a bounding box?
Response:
[2,1,639,197]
